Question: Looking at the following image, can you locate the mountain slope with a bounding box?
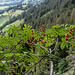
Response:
[0,0,45,12]
[1,0,75,31]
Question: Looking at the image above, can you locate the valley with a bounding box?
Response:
[0,0,44,11]
[0,4,31,32]
[0,0,45,32]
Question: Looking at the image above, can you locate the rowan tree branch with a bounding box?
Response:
[50,61,53,75]
[0,39,23,60]
[21,41,57,53]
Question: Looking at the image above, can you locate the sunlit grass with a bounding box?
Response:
[2,19,24,32]
[0,6,9,10]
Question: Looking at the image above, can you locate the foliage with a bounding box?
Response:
[0,24,75,75]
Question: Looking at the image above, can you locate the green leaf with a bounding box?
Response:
[0,51,3,53]
[0,62,3,66]
[60,42,65,50]
[70,25,75,29]
[65,43,68,49]
[74,53,75,56]
[15,53,21,56]
[61,37,65,42]
[24,24,27,28]
[4,53,13,57]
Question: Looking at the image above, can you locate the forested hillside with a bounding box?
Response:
[1,0,75,31]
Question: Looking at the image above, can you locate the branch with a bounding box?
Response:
[37,55,49,57]
[20,40,57,75]
[21,42,51,53]
[34,57,44,65]
[0,39,22,60]
[38,65,49,75]
[48,48,54,75]
[51,39,58,52]
[21,39,57,54]
[9,39,22,53]
[50,61,53,75]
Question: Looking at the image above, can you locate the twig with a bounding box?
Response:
[37,55,49,57]
[25,57,44,73]
[38,65,49,75]
[51,39,58,52]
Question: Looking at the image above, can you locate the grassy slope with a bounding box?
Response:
[0,19,3,24]
[0,16,9,27]
[2,18,24,32]
[0,6,9,10]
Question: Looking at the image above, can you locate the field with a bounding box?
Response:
[0,6,9,10]
[2,19,24,32]
[0,1,15,5]
[11,19,24,26]
[0,0,22,5]
[0,9,24,16]
[0,0,23,11]
[0,16,9,27]
[8,10,24,16]
[0,19,4,24]
[0,9,24,27]
[22,5,27,8]
[0,15,24,32]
